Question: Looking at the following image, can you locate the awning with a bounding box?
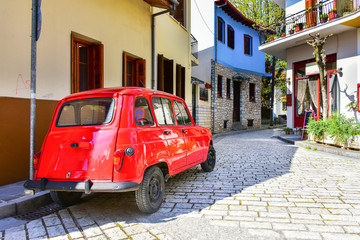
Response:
[191,76,204,85]
[232,73,250,81]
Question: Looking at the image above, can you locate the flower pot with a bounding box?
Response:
[320,17,328,23]
[295,24,303,33]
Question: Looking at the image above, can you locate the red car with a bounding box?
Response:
[25,87,215,213]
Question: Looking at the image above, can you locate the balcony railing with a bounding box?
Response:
[191,34,198,59]
[263,0,360,43]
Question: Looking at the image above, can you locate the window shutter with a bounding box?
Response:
[157,54,164,91]
[176,64,182,98]
[136,59,146,88]
[123,52,128,86]
[94,44,104,89]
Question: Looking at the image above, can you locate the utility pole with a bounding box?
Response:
[30,0,41,180]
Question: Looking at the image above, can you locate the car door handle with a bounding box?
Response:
[164,130,171,135]
[182,130,188,134]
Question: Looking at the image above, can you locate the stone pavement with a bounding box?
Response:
[1,129,360,240]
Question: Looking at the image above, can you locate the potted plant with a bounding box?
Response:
[319,13,328,23]
[268,35,275,42]
[289,27,294,35]
[283,127,293,135]
[329,9,337,20]
[294,23,303,33]
[205,82,211,89]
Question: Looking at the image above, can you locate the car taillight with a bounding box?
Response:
[114,150,125,172]
[33,152,41,170]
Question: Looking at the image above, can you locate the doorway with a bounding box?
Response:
[233,81,241,122]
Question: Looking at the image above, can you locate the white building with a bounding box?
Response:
[259,0,360,128]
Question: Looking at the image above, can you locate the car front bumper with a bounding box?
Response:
[24,178,140,194]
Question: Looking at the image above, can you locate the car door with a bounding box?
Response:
[173,100,204,165]
[152,97,187,170]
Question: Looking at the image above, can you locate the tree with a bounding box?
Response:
[307,33,332,119]
[230,0,284,27]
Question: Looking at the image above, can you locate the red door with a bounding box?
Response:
[152,97,187,170]
[173,100,204,165]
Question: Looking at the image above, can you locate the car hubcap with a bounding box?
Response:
[149,177,161,202]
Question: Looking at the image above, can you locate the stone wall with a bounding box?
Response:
[210,61,262,133]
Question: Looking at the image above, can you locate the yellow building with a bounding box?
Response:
[0,0,194,186]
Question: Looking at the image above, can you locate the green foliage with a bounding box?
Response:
[283,127,293,132]
[326,114,359,146]
[307,114,360,146]
[307,117,329,141]
[319,14,328,18]
[346,101,359,111]
[229,0,284,26]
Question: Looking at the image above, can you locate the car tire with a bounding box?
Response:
[135,166,165,214]
[50,191,82,207]
[201,145,216,172]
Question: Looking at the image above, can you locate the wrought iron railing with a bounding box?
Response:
[191,34,198,59]
[263,0,360,43]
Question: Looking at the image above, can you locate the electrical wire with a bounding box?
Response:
[193,0,214,35]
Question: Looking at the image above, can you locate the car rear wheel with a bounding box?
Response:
[201,145,216,172]
[135,166,165,213]
[50,191,82,207]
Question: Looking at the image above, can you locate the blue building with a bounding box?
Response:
[191,0,269,133]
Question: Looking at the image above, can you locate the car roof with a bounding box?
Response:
[63,87,183,101]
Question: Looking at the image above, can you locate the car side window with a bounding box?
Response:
[134,97,154,126]
[173,100,192,125]
[152,97,175,125]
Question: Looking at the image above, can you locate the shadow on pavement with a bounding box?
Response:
[70,129,299,229]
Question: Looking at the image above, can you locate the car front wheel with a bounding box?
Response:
[201,145,216,172]
[135,166,165,213]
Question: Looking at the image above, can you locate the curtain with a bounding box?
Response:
[308,78,318,110]
[297,79,308,115]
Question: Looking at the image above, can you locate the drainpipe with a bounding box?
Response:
[212,1,227,133]
[151,1,179,89]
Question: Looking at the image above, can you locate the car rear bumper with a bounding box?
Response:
[24,179,139,194]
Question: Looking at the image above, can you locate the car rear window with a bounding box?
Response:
[56,97,115,127]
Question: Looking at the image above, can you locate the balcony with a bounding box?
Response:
[191,34,199,66]
[259,0,360,59]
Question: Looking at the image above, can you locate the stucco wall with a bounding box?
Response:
[0,0,153,101]
[216,8,266,76]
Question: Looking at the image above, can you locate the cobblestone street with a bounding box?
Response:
[2,129,360,240]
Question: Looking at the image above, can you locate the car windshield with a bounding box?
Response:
[56,97,115,127]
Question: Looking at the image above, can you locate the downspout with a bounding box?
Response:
[212,1,227,133]
[151,1,179,89]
